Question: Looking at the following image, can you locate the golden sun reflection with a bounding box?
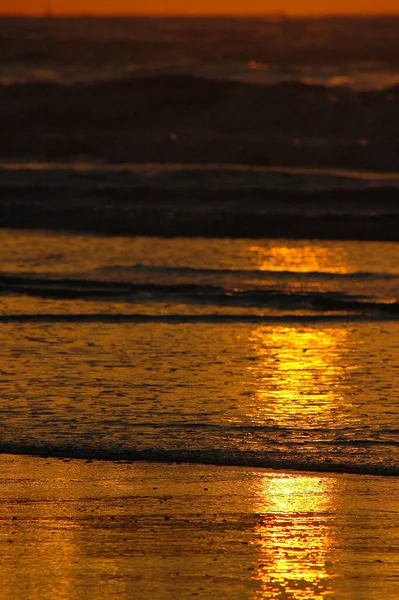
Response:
[249,326,350,427]
[247,321,350,597]
[248,243,349,274]
[253,473,336,599]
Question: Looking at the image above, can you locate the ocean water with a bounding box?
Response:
[2,16,399,240]
[0,17,398,478]
[0,231,398,476]
[1,15,399,173]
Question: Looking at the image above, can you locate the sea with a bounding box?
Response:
[0,16,398,477]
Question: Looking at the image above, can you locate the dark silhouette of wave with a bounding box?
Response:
[0,443,397,477]
[0,273,398,316]
[1,75,399,170]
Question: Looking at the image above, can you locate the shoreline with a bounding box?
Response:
[0,447,398,477]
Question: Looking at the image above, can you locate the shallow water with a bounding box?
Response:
[0,318,398,474]
[0,231,397,475]
[0,231,398,316]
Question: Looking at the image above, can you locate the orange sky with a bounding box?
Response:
[1,0,399,15]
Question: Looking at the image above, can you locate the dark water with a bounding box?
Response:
[1,17,399,239]
[1,16,399,171]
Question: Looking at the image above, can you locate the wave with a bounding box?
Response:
[1,314,398,324]
[0,443,397,477]
[1,74,399,171]
[4,72,399,92]
[4,161,399,192]
[1,274,398,315]
[3,15,399,92]
[3,73,399,103]
[1,192,399,240]
[2,161,399,240]
[3,161,399,214]
[104,264,399,280]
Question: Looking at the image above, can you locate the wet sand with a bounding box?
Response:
[0,454,397,599]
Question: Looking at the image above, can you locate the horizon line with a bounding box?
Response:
[2,12,399,18]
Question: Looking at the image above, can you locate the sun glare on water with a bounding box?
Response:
[252,472,337,599]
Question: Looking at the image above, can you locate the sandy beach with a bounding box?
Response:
[0,454,397,600]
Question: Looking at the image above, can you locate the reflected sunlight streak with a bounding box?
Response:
[248,243,349,274]
[249,326,350,427]
[253,473,337,599]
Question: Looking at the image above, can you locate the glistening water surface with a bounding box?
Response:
[0,319,398,474]
[0,231,398,317]
[0,231,398,474]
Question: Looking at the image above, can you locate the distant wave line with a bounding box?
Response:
[2,161,399,182]
[2,72,399,94]
[1,313,398,324]
[0,274,398,313]
[103,265,399,279]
